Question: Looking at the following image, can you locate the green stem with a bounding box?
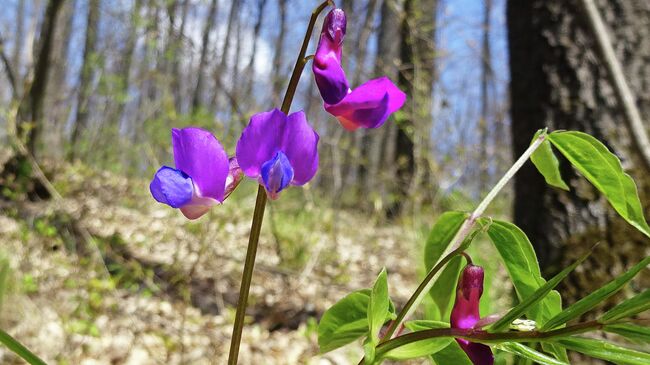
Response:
[375,133,548,346]
[0,328,48,365]
[227,2,333,364]
[375,320,603,358]
[227,186,267,365]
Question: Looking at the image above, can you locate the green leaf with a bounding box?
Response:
[604,324,650,343]
[601,289,650,322]
[319,289,394,353]
[548,131,650,237]
[381,321,453,360]
[431,341,473,365]
[483,219,559,324]
[496,342,568,365]
[553,337,650,365]
[531,130,569,190]
[429,256,463,321]
[490,252,589,332]
[0,328,48,365]
[368,268,389,343]
[424,211,468,272]
[542,256,650,330]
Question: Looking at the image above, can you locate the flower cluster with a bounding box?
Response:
[149,7,404,218]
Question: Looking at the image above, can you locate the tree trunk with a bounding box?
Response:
[508,0,650,327]
[243,0,268,108]
[17,0,64,154]
[370,0,402,213]
[478,0,493,193]
[69,0,101,159]
[270,0,287,105]
[211,0,240,111]
[191,0,219,114]
[393,0,438,216]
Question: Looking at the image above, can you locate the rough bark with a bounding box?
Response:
[69,0,101,159]
[508,0,650,324]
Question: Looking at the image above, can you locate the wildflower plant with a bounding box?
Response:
[1,1,649,365]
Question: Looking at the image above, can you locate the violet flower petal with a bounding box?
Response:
[236,109,286,178]
[150,166,193,208]
[451,265,494,365]
[313,9,349,105]
[324,77,406,130]
[281,111,319,185]
[261,151,294,199]
[172,127,229,202]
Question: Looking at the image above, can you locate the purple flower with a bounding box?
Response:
[150,128,242,219]
[236,109,319,199]
[450,264,494,365]
[313,8,406,131]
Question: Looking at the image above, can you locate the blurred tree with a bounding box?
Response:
[393,0,438,216]
[508,0,650,309]
[271,0,288,105]
[17,0,64,154]
[69,0,101,160]
[192,0,220,114]
[478,0,493,193]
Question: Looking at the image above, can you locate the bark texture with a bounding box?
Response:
[508,0,650,320]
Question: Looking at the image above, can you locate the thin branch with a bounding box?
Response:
[580,0,650,172]
[0,35,17,96]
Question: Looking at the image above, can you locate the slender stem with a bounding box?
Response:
[376,320,603,357]
[228,186,267,365]
[227,2,333,364]
[0,328,47,365]
[375,133,548,346]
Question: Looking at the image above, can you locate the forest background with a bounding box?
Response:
[0,0,647,364]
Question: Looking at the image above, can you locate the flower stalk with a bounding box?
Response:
[227,2,333,364]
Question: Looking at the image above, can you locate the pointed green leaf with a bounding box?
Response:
[531,130,569,190]
[0,329,47,365]
[368,268,389,343]
[318,289,395,353]
[548,131,650,237]
[601,289,650,322]
[497,342,568,365]
[429,256,463,321]
[553,337,650,365]
[381,321,453,360]
[482,219,561,324]
[604,324,650,343]
[490,252,589,332]
[431,341,473,365]
[542,256,650,330]
[424,211,468,272]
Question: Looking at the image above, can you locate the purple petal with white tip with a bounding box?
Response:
[172,127,229,202]
[324,77,406,130]
[150,166,193,208]
[236,109,286,178]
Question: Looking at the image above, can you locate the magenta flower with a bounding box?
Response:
[450,264,494,365]
[236,108,319,199]
[150,128,242,219]
[312,8,406,131]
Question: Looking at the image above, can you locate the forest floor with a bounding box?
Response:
[0,159,509,365]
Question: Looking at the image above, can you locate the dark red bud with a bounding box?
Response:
[459,264,484,301]
[324,8,346,44]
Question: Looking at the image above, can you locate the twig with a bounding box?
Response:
[580,0,650,172]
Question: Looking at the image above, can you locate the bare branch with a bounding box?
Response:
[0,35,17,96]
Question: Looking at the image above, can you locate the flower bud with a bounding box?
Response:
[324,8,346,45]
